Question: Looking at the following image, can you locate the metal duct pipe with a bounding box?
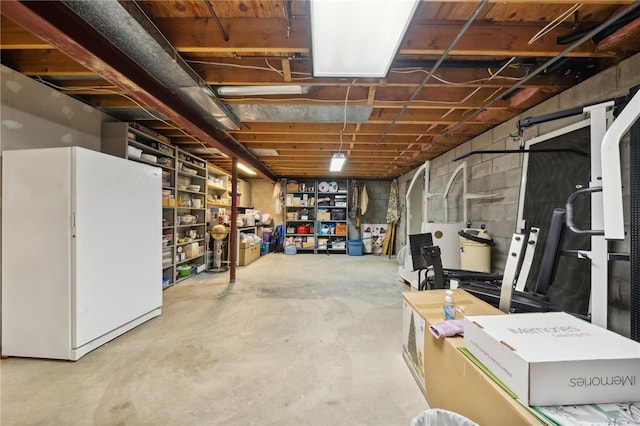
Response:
[2,0,276,181]
[62,0,240,130]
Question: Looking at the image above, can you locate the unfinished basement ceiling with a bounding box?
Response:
[2,1,640,181]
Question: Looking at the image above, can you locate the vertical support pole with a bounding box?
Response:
[585,102,612,328]
[631,108,640,341]
[229,157,238,283]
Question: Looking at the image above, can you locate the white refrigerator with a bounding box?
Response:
[2,146,162,360]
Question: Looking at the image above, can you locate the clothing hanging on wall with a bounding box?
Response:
[361,184,369,216]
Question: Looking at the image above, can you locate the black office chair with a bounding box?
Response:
[408,233,436,290]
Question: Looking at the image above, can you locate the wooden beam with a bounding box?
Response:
[281,58,292,82]
[1,49,93,75]
[156,18,606,57]
[0,15,51,49]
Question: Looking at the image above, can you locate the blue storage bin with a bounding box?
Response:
[260,242,269,256]
[347,240,363,256]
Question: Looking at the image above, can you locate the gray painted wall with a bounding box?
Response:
[1,65,114,347]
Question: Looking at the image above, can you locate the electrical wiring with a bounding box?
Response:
[186,58,312,78]
[338,79,356,155]
[529,3,583,45]
[482,87,504,103]
[391,67,528,84]
[264,59,284,77]
[34,77,226,158]
[187,58,286,74]
[487,57,517,78]
[410,56,517,141]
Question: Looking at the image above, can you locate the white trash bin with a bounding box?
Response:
[410,409,479,426]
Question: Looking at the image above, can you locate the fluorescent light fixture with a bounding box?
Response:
[217,85,311,96]
[250,149,280,156]
[329,152,346,172]
[238,163,257,175]
[310,0,419,78]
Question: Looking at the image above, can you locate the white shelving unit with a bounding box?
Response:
[102,122,208,287]
[206,163,231,209]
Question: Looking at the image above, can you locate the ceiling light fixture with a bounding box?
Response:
[329,152,346,172]
[238,162,257,175]
[216,85,311,96]
[250,149,280,156]
[310,0,420,78]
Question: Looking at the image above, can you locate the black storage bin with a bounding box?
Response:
[331,209,346,220]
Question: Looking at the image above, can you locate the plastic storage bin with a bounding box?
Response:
[347,240,363,256]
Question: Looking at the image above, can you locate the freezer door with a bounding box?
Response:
[2,148,73,359]
[72,147,162,349]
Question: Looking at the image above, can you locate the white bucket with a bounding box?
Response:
[362,231,372,253]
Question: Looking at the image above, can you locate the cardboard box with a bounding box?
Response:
[403,290,540,425]
[402,297,427,390]
[464,312,640,406]
[239,243,260,266]
[317,209,330,221]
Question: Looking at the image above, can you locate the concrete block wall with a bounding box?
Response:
[409,53,639,336]
[247,178,283,228]
[249,179,394,247]
[359,180,392,224]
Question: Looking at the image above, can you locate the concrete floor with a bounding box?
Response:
[1,253,428,425]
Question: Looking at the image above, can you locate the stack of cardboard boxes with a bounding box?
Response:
[403,290,640,424]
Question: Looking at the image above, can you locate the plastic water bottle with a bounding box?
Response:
[444,290,456,320]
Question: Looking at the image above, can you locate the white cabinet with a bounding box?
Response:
[2,147,162,360]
